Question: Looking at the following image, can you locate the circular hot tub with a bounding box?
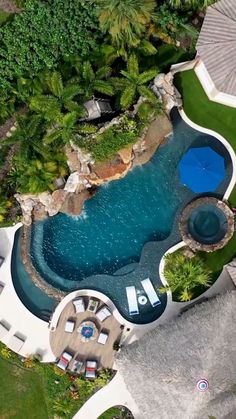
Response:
[179,197,234,252]
[188,204,228,245]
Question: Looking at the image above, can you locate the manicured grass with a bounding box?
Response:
[175,70,236,273]
[0,357,48,419]
[175,70,236,158]
[198,234,236,277]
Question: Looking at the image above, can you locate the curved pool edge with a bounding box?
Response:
[179,109,236,200]
[11,108,235,328]
[0,223,56,361]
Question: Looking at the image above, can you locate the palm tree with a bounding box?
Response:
[111,54,157,109]
[3,114,52,162]
[68,59,114,100]
[95,0,156,54]
[162,251,212,301]
[29,71,85,123]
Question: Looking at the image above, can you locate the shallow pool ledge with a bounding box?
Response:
[179,109,236,200]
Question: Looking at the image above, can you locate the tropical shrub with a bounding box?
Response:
[111,54,158,110]
[162,251,212,301]
[0,346,11,359]
[0,0,101,90]
[77,115,139,161]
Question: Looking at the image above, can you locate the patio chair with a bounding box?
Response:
[0,320,10,339]
[56,351,73,371]
[85,360,97,379]
[96,306,112,322]
[87,298,99,313]
[64,320,75,333]
[69,358,84,374]
[73,297,85,313]
[97,331,109,345]
[126,286,139,315]
[141,278,161,307]
[9,334,26,352]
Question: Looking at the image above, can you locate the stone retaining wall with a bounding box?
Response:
[20,225,65,300]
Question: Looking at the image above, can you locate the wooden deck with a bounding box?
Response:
[50,298,122,369]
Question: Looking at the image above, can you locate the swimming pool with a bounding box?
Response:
[12,109,233,324]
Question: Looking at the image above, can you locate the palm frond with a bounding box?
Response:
[120,84,136,109]
[138,86,157,103]
[64,100,86,117]
[96,65,112,80]
[138,69,157,85]
[82,61,95,83]
[127,54,139,76]
[47,72,63,98]
[62,85,83,102]
[110,77,128,91]
[93,80,114,96]
[43,129,62,145]
[138,39,157,56]
[61,112,77,129]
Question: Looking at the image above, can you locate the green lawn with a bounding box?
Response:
[0,357,48,419]
[198,234,236,277]
[175,70,236,272]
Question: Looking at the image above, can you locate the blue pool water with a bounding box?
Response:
[12,109,233,324]
[188,203,228,245]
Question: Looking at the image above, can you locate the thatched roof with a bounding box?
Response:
[196,0,236,96]
[117,291,236,419]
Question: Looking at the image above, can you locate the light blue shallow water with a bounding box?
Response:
[12,110,232,323]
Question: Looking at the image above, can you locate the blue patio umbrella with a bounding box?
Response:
[178,147,225,193]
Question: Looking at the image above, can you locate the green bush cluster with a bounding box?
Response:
[0,0,101,90]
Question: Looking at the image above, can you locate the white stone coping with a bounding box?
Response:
[179,109,236,200]
[50,289,134,330]
[159,241,186,295]
[73,370,139,419]
[195,60,236,108]
[0,223,55,361]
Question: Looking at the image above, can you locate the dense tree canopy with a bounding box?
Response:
[0,0,101,90]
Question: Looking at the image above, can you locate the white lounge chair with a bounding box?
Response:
[97,331,109,345]
[96,306,112,322]
[73,297,85,313]
[64,320,75,333]
[85,360,97,379]
[126,286,139,315]
[9,334,25,352]
[56,351,73,371]
[0,321,10,339]
[141,278,161,307]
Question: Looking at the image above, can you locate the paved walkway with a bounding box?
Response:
[0,224,55,361]
[73,370,139,419]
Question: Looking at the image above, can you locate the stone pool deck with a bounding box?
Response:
[50,297,122,369]
[0,224,55,361]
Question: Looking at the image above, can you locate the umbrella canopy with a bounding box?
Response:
[178,147,225,193]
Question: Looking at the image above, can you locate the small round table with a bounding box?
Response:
[138,295,148,305]
[77,320,98,343]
